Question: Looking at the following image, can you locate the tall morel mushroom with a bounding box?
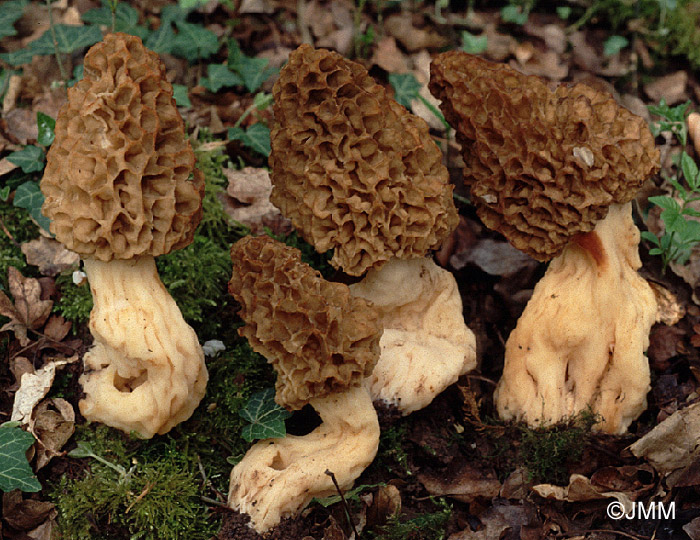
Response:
[270,45,477,414]
[430,51,659,433]
[40,33,207,438]
[227,235,381,532]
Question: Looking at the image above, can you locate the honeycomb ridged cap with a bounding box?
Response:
[229,235,382,410]
[41,33,204,261]
[430,51,660,261]
[270,44,458,276]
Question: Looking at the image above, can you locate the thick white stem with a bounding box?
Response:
[350,257,477,414]
[80,257,207,438]
[228,385,379,532]
[495,203,657,434]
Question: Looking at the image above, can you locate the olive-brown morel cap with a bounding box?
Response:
[429,51,660,261]
[41,33,204,261]
[270,44,458,276]
[229,235,382,410]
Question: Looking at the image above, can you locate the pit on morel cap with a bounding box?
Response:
[429,50,659,261]
[270,44,458,276]
[41,32,204,261]
[227,235,381,532]
[39,33,207,438]
[229,235,381,410]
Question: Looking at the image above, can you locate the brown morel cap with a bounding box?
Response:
[270,44,458,276]
[41,33,204,261]
[229,235,382,410]
[429,51,660,261]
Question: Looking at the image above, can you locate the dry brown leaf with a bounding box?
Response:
[648,324,685,368]
[532,473,634,513]
[9,356,34,392]
[569,31,601,72]
[2,492,55,532]
[3,108,38,145]
[384,13,448,52]
[0,267,53,345]
[630,401,700,475]
[649,282,685,325]
[221,167,291,234]
[42,315,71,342]
[0,156,19,177]
[684,517,700,540]
[451,238,537,276]
[512,48,567,80]
[644,71,689,105]
[419,463,501,503]
[2,74,22,113]
[371,36,409,73]
[30,397,75,470]
[21,236,80,277]
[484,23,517,62]
[448,500,533,540]
[366,485,401,529]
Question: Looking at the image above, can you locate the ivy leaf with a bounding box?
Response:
[500,5,529,25]
[144,23,176,55]
[82,1,149,39]
[388,72,421,109]
[172,21,218,61]
[13,181,51,232]
[67,64,84,88]
[37,112,55,147]
[239,388,290,442]
[29,25,103,56]
[227,39,277,93]
[460,31,488,54]
[228,124,271,157]
[0,47,35,67]
[603,35,629,57]
[200,64,243,93]
[7,146,45,173]
[172,84,191,108]
[0,423,41,493]
[0,0,27,40]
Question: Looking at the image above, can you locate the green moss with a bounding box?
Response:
[518,409,599,484]
[53,270,92,325]
[0,202,39,291]
[372,421,411,477]
[369,497,452,540]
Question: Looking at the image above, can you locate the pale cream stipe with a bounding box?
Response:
[79,257,207,438]
[494,203,657,434]
[228,386,379,532]
[350,257,477,415]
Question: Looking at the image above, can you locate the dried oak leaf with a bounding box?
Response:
[419,462,501,503]
[0,266,53,345]
[2,491,55,532]
[21,236,79,277]
[30,397,75,470]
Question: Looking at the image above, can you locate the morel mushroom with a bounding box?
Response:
[430,51,659,433]
[270,44,476,414]
[227,235,381,532]
[40,33,207,438]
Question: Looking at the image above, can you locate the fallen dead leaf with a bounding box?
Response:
[630,401,700,475]
[409,50,445,131]
[419,462,501,503]
[484,23,517,62]
[0,266,53,345]
[2,74,22,113]
[2,492,55,532]
[451,238,536,276]
[21,236,80,277]
[371,36,408,73]
[366,484,401,528]
[10,355,78,425]
[448,500,535,540]
[42,315,71,342]
[648,324,685,368]
[684,517,700,540]
[2,108,38,145]
[644,71,689,105]
[532,473,634,515]
[0,156,19,177]
[30,397,75,470]
[9,356,34,392]
[512,48,568,80]
[384,13,448,52]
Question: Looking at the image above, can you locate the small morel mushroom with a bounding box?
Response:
[430,51,659,433]
[270,44,476,414]
[227,235,381,532]
[40,33,207,438]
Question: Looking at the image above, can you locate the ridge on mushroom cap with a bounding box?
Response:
[429,51,660,262]
[229,235,382,410]
[270,44,458,276]
[41,33,204,261]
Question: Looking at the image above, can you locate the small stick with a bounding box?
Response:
[325,469,359,539]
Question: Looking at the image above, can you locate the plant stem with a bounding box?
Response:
[45,0,69,91]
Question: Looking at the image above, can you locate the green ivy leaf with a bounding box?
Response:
[227,39,277,93]
[500,5,529,25]
[0,186,10,202]
[0,424,41,493]
[460,31,488,54]
[0,0,27,40]
[37,112,55,147]
[603,35,629,57]
[29,24,103,56]
[172,21,219,61]
[556,6,572,19]
[200,64,243,93]
[7,145,45,173]
[388,72,421,109]
[67,64,84,88]
[0,48,35,67]
[82,1,148,38]
[172,84,191,108]
[228,124,271,157]
[239,388,291,442]
[144,23,176,55]
[13,181,51,232]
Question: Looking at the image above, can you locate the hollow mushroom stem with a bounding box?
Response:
[494,202,657,434]
[228,385,379,533]
[79,256,207,438]
[349,257,477,414]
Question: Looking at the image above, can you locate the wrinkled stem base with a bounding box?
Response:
[494,203,657,434]
[349,257,477,414]
[79,257,208,438]
[228,385,379,533]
